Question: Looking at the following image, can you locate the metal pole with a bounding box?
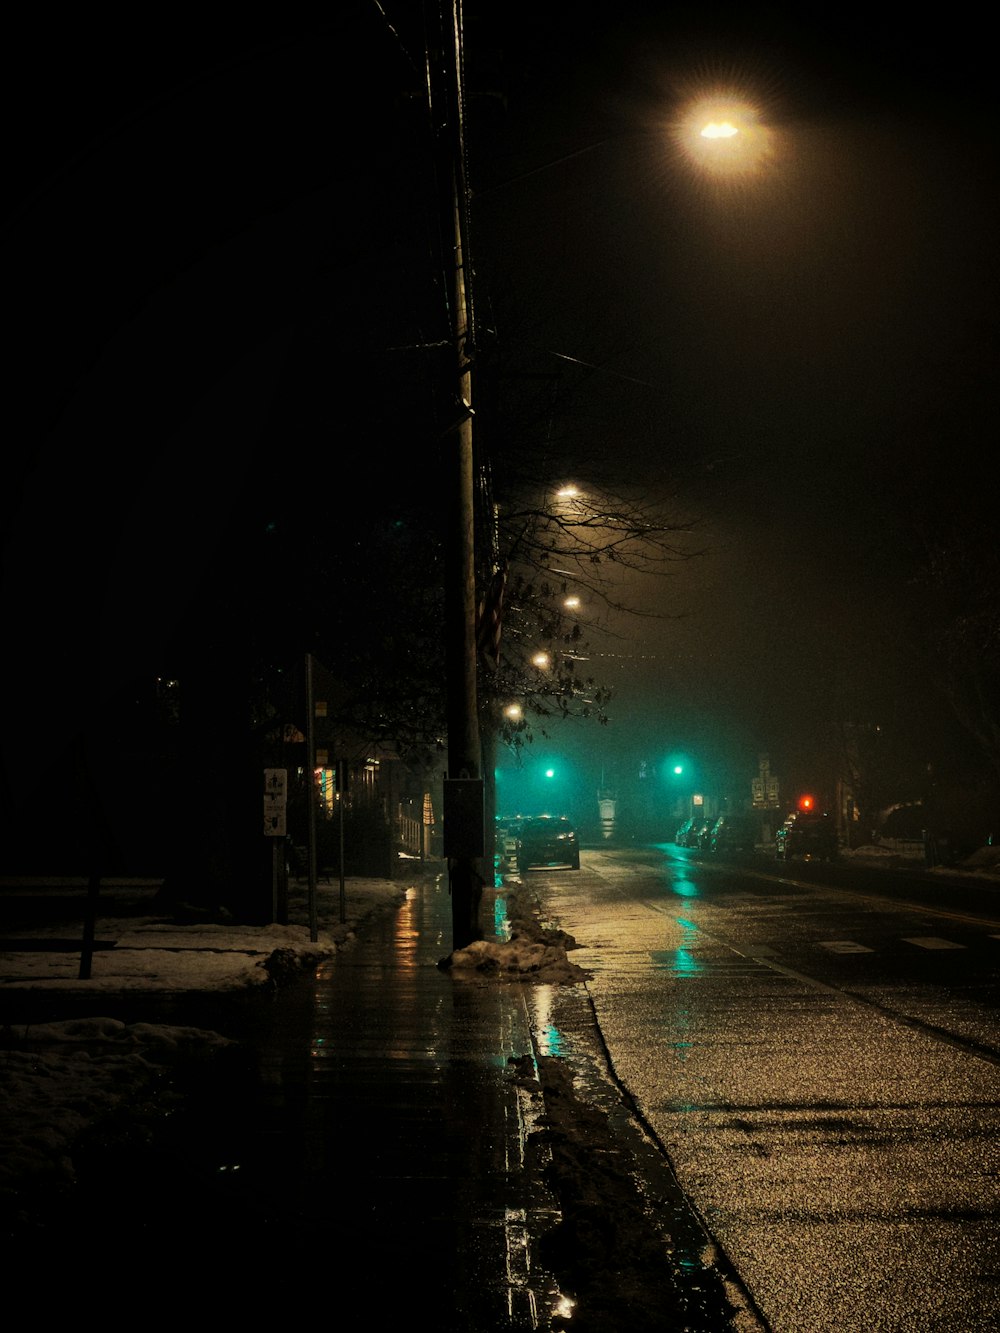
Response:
[305,652,318,943]
[271,839,279,924]
[441,0,483,950]
[79,870,100,981]
[339,758,346,925]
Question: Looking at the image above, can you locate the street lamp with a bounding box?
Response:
[671,92,775,178]
[470,84,776,911]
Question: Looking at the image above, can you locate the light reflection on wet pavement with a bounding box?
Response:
[230,875,566,1328]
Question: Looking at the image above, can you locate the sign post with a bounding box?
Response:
[752,753,780,845]
[264,768,288,924]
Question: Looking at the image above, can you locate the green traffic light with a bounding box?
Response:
[662,752,691,782]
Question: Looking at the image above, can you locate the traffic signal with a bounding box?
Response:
[661,752,692,782]
[797,793,815,812]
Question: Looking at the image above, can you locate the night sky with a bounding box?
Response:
[3,6,997,844]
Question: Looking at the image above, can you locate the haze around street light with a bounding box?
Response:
[671,91,774,176]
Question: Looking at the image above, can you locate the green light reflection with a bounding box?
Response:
[651,947,703,976]
[494,893,512,940]
[673,948,701,975]
[538,1023,565,1056]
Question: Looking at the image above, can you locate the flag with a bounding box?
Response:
[476,564,506,671]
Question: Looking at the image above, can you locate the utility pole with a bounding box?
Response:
[437,0,484,949]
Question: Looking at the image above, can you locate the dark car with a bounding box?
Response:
[775,812,838,862]
[516,815,580,871]
[709,813,759,854]
[676,816,712,849]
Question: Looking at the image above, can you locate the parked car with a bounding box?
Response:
[675,816,712,849]
[674,817,696,846]
[775,812,838,862]
[696,818,716,850]
[516,814,580,871]
[495,817,521,868]
[709,813,759,854]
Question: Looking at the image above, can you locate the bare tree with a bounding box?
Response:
[912,520,1000,782]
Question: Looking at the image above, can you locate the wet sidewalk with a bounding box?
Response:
[236,871,565,1326]
[5,871,567,1327]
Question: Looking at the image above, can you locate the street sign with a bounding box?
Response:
[264,768,287,837]
[752,753,781,809]
[263,803,287,837]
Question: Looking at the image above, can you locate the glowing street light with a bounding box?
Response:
[700,121,738,140]
[671,91,774,178]
[532,651,551,670]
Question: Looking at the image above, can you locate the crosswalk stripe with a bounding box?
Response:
[819,940,874,953]
[902,936,965,950]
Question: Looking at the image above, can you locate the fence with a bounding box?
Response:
[397,813,423,859]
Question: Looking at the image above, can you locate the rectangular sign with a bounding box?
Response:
[263,805,287,837]
[443,778,485,857]
[264,770,287,837]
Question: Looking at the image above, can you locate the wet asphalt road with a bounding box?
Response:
[533,844,1000,1332]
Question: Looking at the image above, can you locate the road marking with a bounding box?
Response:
[818,940,874,954]
[902,936,966,950]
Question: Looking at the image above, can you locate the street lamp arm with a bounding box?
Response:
[474,139,613,197]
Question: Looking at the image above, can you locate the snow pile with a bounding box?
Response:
[839,844,914,862]
[444,934,588,983]
[0,874,410,1224]
[442,889,590,984]
[954,844,1000,872]
[842,842,1000,880]
[0,878,407,993]
[1,1017,235,1214]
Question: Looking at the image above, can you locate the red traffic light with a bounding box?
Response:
[797,794,815,812]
